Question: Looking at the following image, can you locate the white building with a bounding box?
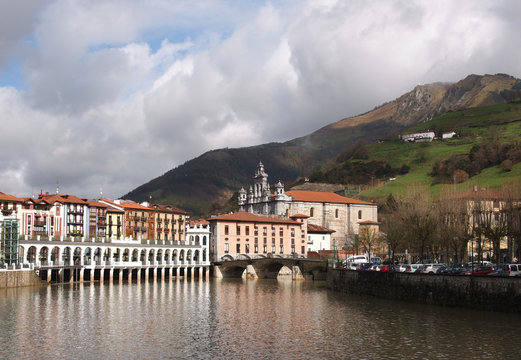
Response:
[400,130,435,142]
[307,224,335,252]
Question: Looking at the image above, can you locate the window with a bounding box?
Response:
[224,225,229,235]
[291,228,295,237]
[358,210,362,219]
[279,245,283,254]
[271,246,275,253]
[236,244,241,253]
[280,238,283,245]
[263,245,267,253]
[279,227,283,236]
[271,227,275,236]
[272,238,275,244]
[254,245,258,253]
[291,246,295,253]
[310,207,314,217]
[335,209,339,218]
[301,246,305,254]
[236,225,241,235]
[245,244,250,253]
[245,226,250,235]
[224,243,229,253]
[254,226,258,236]
[263,237,267,244]
[263,227,267,235]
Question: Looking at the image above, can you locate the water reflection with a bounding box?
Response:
[0,280,519,359]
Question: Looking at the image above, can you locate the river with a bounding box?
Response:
[0,279,519,359]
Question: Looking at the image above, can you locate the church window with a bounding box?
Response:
[310,208,314,217]
[358,210,362,220]
[335,209,339,218]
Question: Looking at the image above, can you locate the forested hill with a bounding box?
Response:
[123,74,521,216]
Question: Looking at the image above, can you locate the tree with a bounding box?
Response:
[358,225,382,261]
[436,187,473,264]
[397,191,437,263]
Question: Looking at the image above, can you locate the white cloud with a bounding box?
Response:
[1,0,521,199]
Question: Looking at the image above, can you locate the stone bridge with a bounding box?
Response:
[213,257,327,280]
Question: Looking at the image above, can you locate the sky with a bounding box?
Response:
[1,0,521,200]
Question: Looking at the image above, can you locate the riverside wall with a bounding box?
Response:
[327,269,521,313]
[0,270,45,289]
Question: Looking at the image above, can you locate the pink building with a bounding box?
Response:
[208,212,308,262]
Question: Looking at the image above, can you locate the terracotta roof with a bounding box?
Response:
[106,205,125,213]
[358,220,380,225]
[189,219,209,226]
[208,212,302,225]
[100,198,151,211]
[86,200,109,208]
[290,213,309,219]
[0,193,23,202]
[39,194,88,205]
[152,204,189,215]
[452,188,507,200]
[307,224,335,233]
[287,190,374,205]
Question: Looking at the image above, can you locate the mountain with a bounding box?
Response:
[123,74,521,215]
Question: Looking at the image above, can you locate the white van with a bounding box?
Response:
[345,255,368,264]
[502,264,521,276]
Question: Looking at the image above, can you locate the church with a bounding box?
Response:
[238,162,378,250]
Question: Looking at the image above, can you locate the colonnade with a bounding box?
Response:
[18,238,210,284]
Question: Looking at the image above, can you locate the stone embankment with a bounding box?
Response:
[0,269,45,288]
[327,269,521,313]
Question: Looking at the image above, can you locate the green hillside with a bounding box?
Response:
[354,101,521,201]
[123,74,521,216]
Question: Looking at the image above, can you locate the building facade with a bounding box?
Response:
[208,212,308,262]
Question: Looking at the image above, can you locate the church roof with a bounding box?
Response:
[208,211,302,225]
[287,190,374,205]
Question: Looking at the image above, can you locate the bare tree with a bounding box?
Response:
[399,191,437,263]
[358,225,383,261]
[436,187,473,264]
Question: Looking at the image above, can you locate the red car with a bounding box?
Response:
[470,266,494,275]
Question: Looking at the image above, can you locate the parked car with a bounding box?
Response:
[401,265,414,273]
[502,264,521,276]
[422,264,445,274]
[488,268,503,276]
[410,264,424,273]
[359,262,375,271]
[397,264,409,272]
[376,265,390,272]
[466,266,494,275]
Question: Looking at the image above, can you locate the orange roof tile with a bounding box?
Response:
[190,219,210,226]
[307,224,335,233]
[39,194,88,205]
[452,188,507,200]
[208,212,301,225]
[85,200,109,208]
[358,220,380,225]
[0,193,23,202]
[287,190,374,205]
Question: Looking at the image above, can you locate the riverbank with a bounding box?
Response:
[0,269,45,288]
[327,268,521,313]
